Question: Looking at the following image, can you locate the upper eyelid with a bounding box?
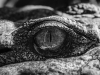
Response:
[22,16,98,41]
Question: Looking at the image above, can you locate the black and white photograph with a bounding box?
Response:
[0,0,100,75]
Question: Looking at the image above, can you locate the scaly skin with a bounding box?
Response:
[0,3,100,75]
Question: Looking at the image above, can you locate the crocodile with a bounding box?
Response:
[0,3,100,75]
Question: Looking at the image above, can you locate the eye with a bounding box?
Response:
[13,18,95,59]
[32,22,66,57]
[14,21,66,57]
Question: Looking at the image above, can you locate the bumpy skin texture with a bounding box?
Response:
[0,3,100,75]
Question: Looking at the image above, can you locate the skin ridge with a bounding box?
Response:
[0,3,100,75]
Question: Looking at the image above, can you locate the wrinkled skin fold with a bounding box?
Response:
[0,3,100,75]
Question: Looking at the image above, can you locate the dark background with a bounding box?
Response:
[2,0,100,8]
[15,0,100,8]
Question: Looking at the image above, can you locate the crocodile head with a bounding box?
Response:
[0,3,100,75]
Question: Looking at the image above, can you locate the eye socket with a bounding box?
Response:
[13,20,94,59]
[25,21,92,57]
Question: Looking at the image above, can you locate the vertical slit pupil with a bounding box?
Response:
[46,30,53,43]
[50,31,51,42]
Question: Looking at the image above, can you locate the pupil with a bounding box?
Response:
[36,27,65,50]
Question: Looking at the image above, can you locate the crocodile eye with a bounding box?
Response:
[13,17,95,59]
[34,23,66,56]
